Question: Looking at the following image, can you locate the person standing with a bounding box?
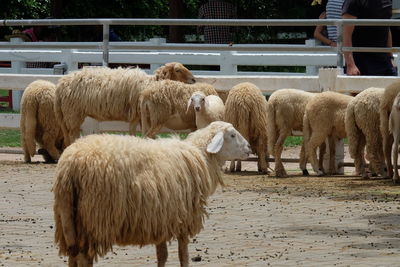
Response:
[197,0,237,44]
[326,0,345,45]
[342,0,396,76]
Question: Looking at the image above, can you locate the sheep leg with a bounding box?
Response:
[144,124,164,139]
[156,241,168,267]
[23,143,31,163]
[42,133,61,163]
[393,130,400,184]
[235,160,242,172]
[68,256,77,267]
[75,253,93,267]
[229,160,236,172]
[327,136,336,175]
[355,134,368,178]
[299,143,308,175]
[273,130,290,177]
[381,112,393,178]
[178,236,189,267]
[306,129,328,176]
[318,142,326,173]
[128,117,140,135]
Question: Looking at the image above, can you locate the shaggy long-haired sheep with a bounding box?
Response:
[266,88,317,177]
[53,121,251,267]
[139,81,218,138]
[55,63,195,147]
[224,82,269,173]
[187,91,225,129]
[20,80,64,163]
[153,62,195,84]
[380,81,400,179]
[345,88,386,178]
[303,91,353,176]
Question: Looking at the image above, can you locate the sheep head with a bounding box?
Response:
[187,121,251,162]
[154,62,196,84]
[186,91,207,113]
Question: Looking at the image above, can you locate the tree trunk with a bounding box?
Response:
[168,0,185,43]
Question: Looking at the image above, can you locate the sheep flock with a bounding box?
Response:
[16,62,400,265]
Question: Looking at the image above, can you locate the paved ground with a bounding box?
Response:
[0,146,400,266]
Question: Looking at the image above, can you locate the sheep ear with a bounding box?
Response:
[186,98,193,113]
[207,131,224,154]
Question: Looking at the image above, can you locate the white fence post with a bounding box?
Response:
[305,39,318,75]
[220,51,236,75]
[318,67,345,175]
[10,37,25,111]
[149,38,167,72]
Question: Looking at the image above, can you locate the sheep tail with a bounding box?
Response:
[21,100,38,157]
[266,102,277,156]
[302,112,311,147]
[54,172,79,258]
[345,103,360,159]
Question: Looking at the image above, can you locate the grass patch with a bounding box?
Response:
[0,129,21,147]
[284,136,303,147]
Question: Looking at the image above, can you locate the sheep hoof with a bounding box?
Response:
[317,170,325,177]
[302,169,309,176]
[275,169,287,178]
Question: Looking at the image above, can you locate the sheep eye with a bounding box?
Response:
[201,99,205,102]
[175,69,181,72]
[231,134,236,138]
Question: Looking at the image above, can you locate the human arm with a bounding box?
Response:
[314,12,336,47]
[342,13,360,75]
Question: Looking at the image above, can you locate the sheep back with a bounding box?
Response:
[305,91,353,139]
[55,67,148,123]
[140,80,218,129]
[224,82,268,151]
[54,134,219,259]
[20,80,63,159]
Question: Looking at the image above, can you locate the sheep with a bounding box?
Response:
[53,121,251,267]
[267,88,320,177]
[389,92,400,183]
[224,82,269,173]
[55,62,195,147]
[345,87,387,179]
[139,81,218,138]
[186,91,225,129]
[303,91,353,176]
[379,80,400,179]
[153,62,196,84]
[20,80,64,163]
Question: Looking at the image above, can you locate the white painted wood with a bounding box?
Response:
[0,114,21,129]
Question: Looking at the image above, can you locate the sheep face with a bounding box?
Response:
[156,62,196,84]
[207,124,251,161]
[187,91,206,112]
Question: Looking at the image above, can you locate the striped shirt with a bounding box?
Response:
[326,0,345,42]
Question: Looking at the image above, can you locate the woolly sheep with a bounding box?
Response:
[379,81,400,179]
[140,80,218,138]
[153,62,196,84]
[224,82,269,173]
[187,91,225,129]
[266,88,320,177]
[20,80,64,163]
[389,92,400,183]
[303,91,353,176]
[345,87,387,178]
[55,63,195,147]
[53,121,251,267]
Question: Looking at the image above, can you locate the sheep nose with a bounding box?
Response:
[195,107,200,111]
[191,78,196,84]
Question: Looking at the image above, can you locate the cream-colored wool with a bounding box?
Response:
[140,81,218,137]
[53,121,250,267]
[187,91,225,129]
[55,63,195,147]
[379,81,400,179]
[266,88,316,177]
[224,82,269,173]
[20,80,63,163]
[153,62,195,84]
[303,91,353,175]
[389,92,400,183]
[345,88,386,178]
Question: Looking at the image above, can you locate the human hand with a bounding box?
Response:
[330,41,337,47]
[346,64,360,75]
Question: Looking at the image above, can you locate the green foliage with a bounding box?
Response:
[284,136,303,147]
[0,129,21,147]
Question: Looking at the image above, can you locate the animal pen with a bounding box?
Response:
[0,18,399,169]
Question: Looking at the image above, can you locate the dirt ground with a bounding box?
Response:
[1,146,400,266]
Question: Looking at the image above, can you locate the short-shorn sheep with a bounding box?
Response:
[224,82,269,173]
[55,63,195,147]
[303,91,353,176]
[345,87,386,178]
[187,91,225,129]
[379,80,400,179]
[20,80,64,163]
[266,88,317,177]
[53,121,251,267]
[389,92,400,183]
[139,81,218,137]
